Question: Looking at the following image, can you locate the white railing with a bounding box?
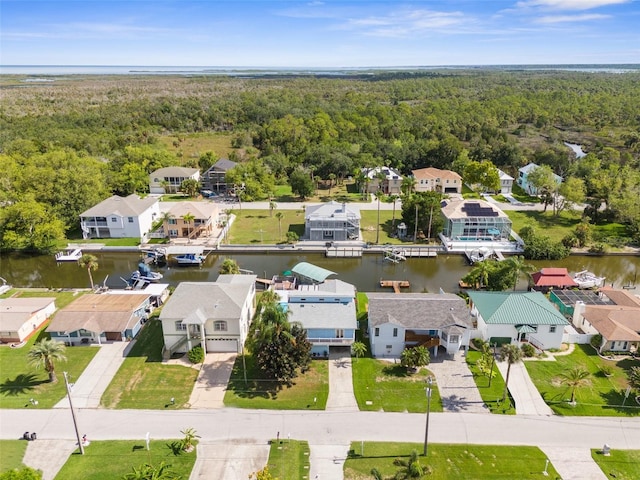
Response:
[307,337,354,345]
[527,335,545,351]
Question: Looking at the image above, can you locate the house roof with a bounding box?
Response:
[211,158,237,172]
[531,268,578,288]
[80,194,158,218]
[293,279,356,297]
[497,169,514,181]
[441,198,509,220]
[468,291,568,325]
[599,288,640,308]
[582,306,640,341]
[305,201,361,220]
[47,294,148,334]
[291,262,337,284]
[366,293,471,330]
[288,301,357,330]
[0,297,56,331]
[412,167,462,181]
[150,167,199,178]
[159,280,255,321]
[363,166,402,181]
[165,201,218,220]
[518,163,562,182]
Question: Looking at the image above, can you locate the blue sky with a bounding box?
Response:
[1,0,639,66]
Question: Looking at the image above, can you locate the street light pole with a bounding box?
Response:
[63,371,84,455]
[488,343,497,388]
[423,376,433,456]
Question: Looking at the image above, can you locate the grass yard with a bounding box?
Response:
[226,208,306,244]
[159,131,234,160]
[359,210,407,245]
[466,350,516,415]
[505,210,580,242]
[264,439,310,480]
[100,319,199,409]
[7,289,83,309]
[224,355,329,410]
[352,357,442,413]
[0,319,98,409]
[344,442,559,480]
[273,180,369,204]
[0,440,28,472]
[63,236,141,247]
[54,439,197,480]
[525,344,640,416]
[591,449,640,480]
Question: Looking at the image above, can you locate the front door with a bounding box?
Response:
[336,329,344,339]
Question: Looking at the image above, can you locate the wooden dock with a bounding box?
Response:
[380,279,410,293]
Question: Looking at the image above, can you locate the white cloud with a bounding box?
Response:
[343,9,469,38]
[535,13,611,22]
[515,0,629,10]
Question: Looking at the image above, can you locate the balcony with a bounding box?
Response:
[405,330,440,349]
[307,337,354,346]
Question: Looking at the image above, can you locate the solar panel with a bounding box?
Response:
[553,290,615,306]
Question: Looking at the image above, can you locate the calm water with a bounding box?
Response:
[1,252,638,293]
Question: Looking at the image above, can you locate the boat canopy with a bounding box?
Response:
[291,262,337,284]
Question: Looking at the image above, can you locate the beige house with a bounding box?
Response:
[362,167,403,195]
[0,297,57,343]
[412,167,462,194]
[162,202,219,240]
[149,167,200,194]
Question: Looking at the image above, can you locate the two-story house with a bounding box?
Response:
[162,202,219,240]
[412,167,462,194]
[517,163,562,195]
[304,201,360,241]
[149,167,200,194]
[362,167,403,195]
[201,159,237,194]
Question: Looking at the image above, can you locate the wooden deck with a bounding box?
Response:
[379,279,410,293]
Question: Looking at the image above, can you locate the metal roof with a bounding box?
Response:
[291,262,337,283]
[468,291,568,326]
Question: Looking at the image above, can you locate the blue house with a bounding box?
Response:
[517,163,562,195]
[280,279,357,356]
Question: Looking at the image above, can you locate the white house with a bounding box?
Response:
[149,167,200,194]
[80,194,160,241]
[367,292,472,358]
[467,291,568,350]
[0,297,57,343]
[497,169,514,194]
[304,201,361,242]
[517,163,562,195]
[159,275,257,356]
[362,167,403,195]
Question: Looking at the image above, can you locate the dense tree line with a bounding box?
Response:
[1,70,639,251]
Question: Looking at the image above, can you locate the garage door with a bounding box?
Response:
[444,187,458,193]
[206,338,238,352]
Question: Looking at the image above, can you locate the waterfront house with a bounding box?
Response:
[162,202,219,240]
[367,292,472,358]
[361,167,403,195]
[467,291,568,350]
[412,167,462,194]
[304,201,361,241]
[441,198,512,242]
[201,158,237,194]
[80,194,160,241]
[279,279,357,356]
[517,163,562,195]
[530,268,578,293]
[47,293,151,345]
[159,275,257,356]
[149,167,200,194]
[0,297,56,343]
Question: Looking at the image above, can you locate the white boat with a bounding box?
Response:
[130,263,163,283]
[573,270,606,289]
[0,277,11,295]
[175,253,205,266]
[55,248,82,262]
[466,247,495,265]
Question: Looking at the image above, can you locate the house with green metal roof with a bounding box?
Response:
[467,291,568,350]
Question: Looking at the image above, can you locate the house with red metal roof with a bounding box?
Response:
[530,268,578,293]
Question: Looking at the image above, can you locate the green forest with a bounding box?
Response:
[1,70,639,252]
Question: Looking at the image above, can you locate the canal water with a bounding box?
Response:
[1,252,638,293]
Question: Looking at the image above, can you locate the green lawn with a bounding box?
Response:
[525,344,640,416]
[54,440,197,480]
[224,355,329,410]
[591,449,640,480]
[159,131,235,160]
[505,210,580,242]
[0,319,98,409]
[352,357,442,413]
[100,319,199,409]
[0,440,28,472]
[359,210,408,244]
[344,442,559,480]
[3,289,82,309]
[466,350,516,415]
[510,184,541,204]
[227,208,306,244]
[264,439,310,480]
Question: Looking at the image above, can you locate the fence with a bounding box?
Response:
[562,332,594,344]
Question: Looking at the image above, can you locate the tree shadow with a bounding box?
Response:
[599,390,640,416]
[166,441,185,456]
[0,373,43,396]
[288,224,305,237]
[381,364,411,378]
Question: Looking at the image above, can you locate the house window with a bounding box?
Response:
[128,217,134,223]
[450,335,459,343]
[175,321,186,331]
[374,328,379,337]
[549,325,556,333]
[393,328,398,337]
[111,217,117,222]
[168,218,177,224]
[336,329,344,338]
[169,229,178,237]
[214,321,227,331]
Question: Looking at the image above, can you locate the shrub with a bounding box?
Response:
[600,365,613,377]
[521,343,536,357]
[590,334,603,350]
[187,345,205,364]
[588,243,607,254]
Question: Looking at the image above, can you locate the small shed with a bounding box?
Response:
[531,268,578,293]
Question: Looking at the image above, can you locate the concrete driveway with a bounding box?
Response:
[326,348,358,411]
[189,353,237,409]
[190,441,269,480]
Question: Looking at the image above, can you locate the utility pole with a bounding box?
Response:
[63,372,84,455]
[414,204,418,242]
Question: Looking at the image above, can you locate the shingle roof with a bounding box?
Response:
[582,306,640,341]
[288,301,357,330]
[212,158,237,171]
[151,167,199,178]
[412,167,462,181]
[367,293,471,330]
[166,201,218,220]
[0,298,56,331]
[80,194,158,218]
[468,291,568,325]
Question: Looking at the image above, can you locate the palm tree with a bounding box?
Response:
[505,255,534,291]
[629,366,640,393]
[123,462,178,480]
[351,341,367,362]
[78,254,98,290]
[401,176,416,196]
[259,289,280,308]
[328,173,337,197]
[269,201,277,217]
[375,190,385,244]
[499,344,523,402]
[182,212,195,242]
[27,338,67,383]
[180,427,200,452]
[559,367,590,405]
[474,260,493,289]
[393,450,425,479]
[275,212,284,241]
[219,258,240,274]
[158,211,174,237]
[389,194,400,230]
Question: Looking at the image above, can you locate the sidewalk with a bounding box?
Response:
[310,444,350,480]
[496,360,553,415]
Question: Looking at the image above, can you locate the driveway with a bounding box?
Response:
[496,360,553,415]
[326,348,358,411]
[427,349,488,414]
[189,441,269,480]
[188,353,237,409]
